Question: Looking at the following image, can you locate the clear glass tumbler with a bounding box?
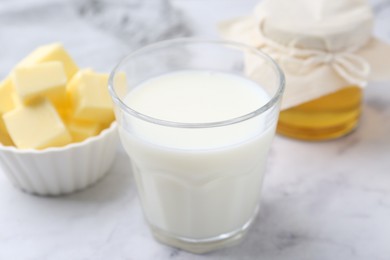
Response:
[108,39,285,253]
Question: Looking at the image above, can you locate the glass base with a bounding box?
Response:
[150,207,258,254]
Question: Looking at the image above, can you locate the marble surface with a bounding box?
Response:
[1,0,390,259]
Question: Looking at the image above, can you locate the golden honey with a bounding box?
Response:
[277,86,362,140]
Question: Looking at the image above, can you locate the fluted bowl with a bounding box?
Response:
[0,122,118,196]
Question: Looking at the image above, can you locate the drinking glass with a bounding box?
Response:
[108,39,285,253]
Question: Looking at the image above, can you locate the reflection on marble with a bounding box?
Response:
[0,0,390,259]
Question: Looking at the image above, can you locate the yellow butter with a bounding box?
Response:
[0,117,14,146]
[12,61,67,104]
[1,43,115,148]
[17,43,79,79]
[0,78,15,114]
[66,68,93,94]
[68,70,114,124]
[3,99,71,149]
[60,68,94,115]
[0,79,15,146]
[1,42,78,112]
[66,119,102,142]
[11,93,24,108]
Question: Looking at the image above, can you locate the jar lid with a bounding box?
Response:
[255,0,373,52]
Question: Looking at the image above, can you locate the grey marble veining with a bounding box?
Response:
[74,0,190,47]
[1,0,390,259]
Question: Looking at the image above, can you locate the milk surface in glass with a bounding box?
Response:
[120,70,276,240]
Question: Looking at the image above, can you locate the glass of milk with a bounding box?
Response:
[108,39,285,253]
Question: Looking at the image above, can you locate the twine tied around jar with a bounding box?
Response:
[256,20,371,87]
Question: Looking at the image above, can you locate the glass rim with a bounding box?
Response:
[108,38,285,129]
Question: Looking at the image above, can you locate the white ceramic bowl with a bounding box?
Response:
[0,122,118,196]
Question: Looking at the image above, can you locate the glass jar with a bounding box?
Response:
[219,0,390,141]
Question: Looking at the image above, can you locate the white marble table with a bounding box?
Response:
[1,0,390,259]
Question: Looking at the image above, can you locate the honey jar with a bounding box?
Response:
[220,0,390,140]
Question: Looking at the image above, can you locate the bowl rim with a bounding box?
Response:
[0,121,117,154]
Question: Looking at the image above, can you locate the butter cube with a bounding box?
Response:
[11,93,24,108]
[0,78,15,114]
[12,61,67,104]
[66,68,93,94]
[66,119,102,142]
[3,99,71,149]
[61,107,102,142]
[17,43,78,79]
[0,117,13,146]
[68,71,114,124]
[0,79,15,146]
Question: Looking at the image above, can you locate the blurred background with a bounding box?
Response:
[1,0,387,76]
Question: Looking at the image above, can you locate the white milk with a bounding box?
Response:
[120,71,277,239]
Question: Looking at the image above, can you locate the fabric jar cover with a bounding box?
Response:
[219,0,390,109]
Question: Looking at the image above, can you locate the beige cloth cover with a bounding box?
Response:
[219,0,390,109]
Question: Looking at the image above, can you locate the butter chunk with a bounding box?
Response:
[66,119,102,142]
[12,61,67,104]
[0,117,13,146]
[17,43,79,79]
[11,93,24,108]
[66,68,93,94]
[3,99,71,149]
[68,70,114,124]
[0,78,15,114]
[0,79,15,146]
